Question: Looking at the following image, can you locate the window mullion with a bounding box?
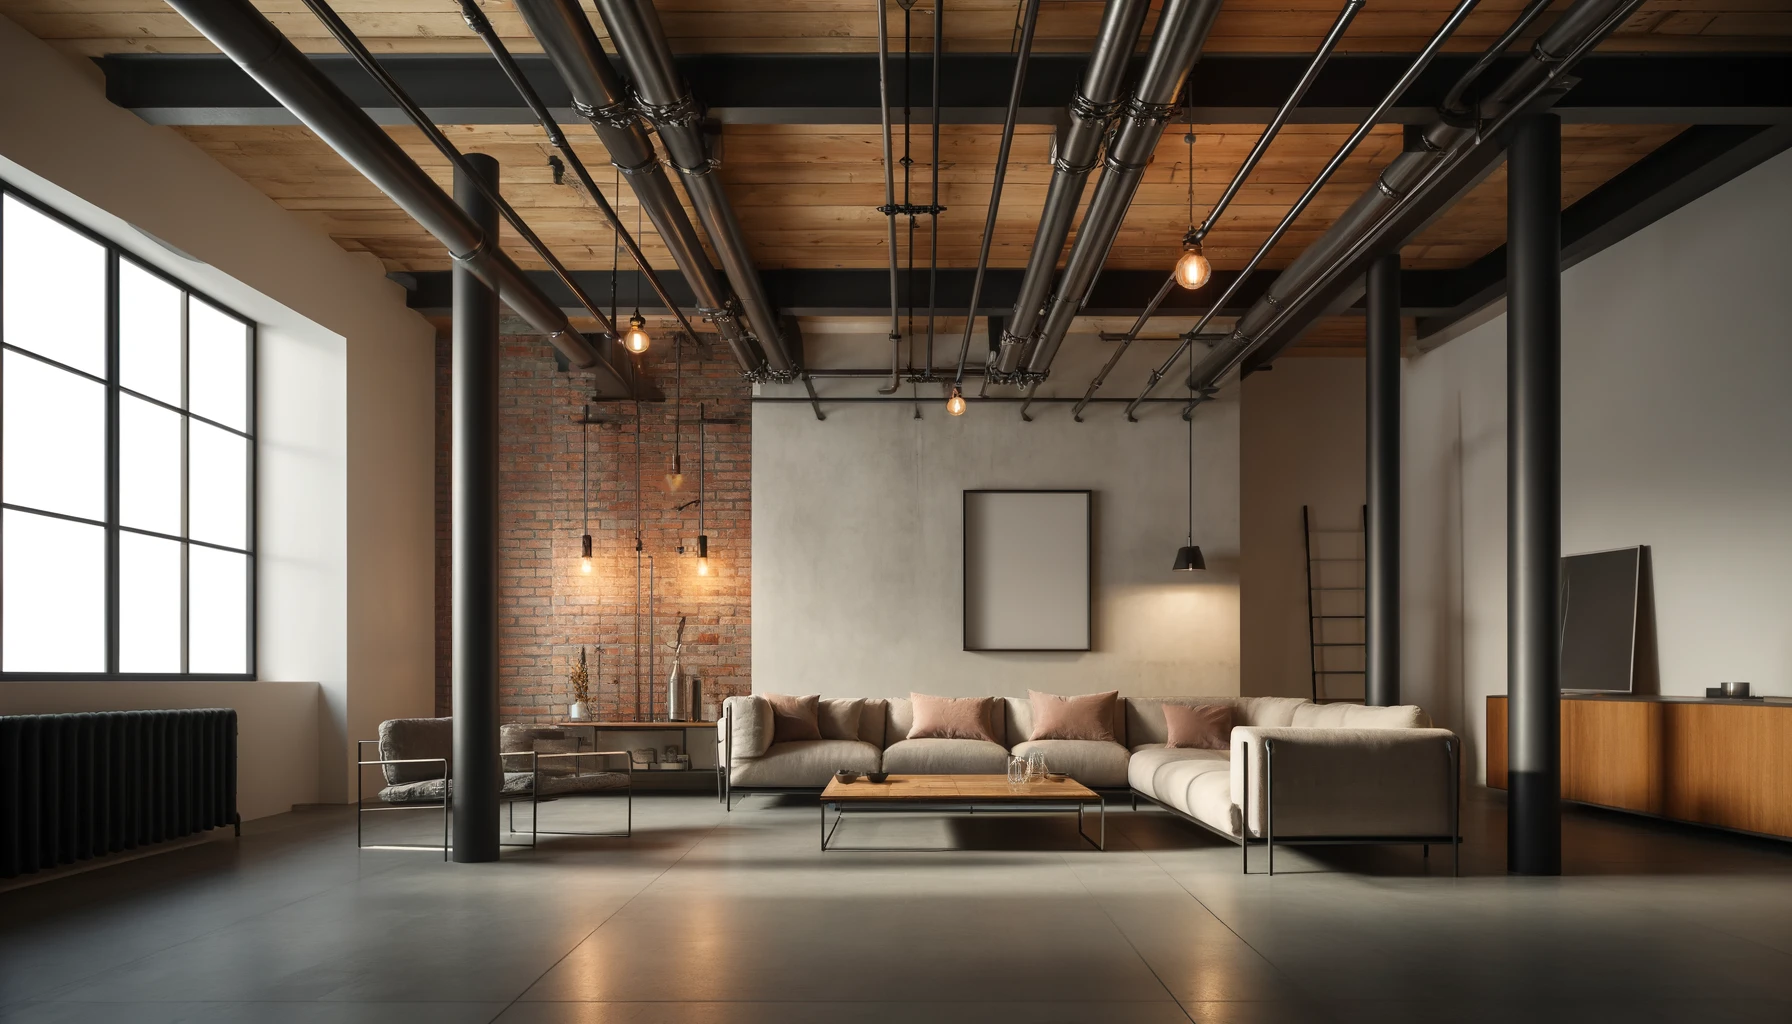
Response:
[105,249,120,675]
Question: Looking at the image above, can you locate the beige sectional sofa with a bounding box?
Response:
[719,694,1459,873]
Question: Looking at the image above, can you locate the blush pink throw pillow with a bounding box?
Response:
[908,694,1000,744]
[1163,703,1233,750]
[1028,690,1117,742]
[763,693,822,743]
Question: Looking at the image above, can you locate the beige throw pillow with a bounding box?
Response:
[1163,703,1233,750]
[1028,690,1117,742]
[908,693,1000,744]
[818,698,863,741]
[764,693,822,743]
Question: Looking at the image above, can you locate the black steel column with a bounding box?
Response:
[452,153,501,863]
[1507,113,1562,876]
[1365,251,1400,708]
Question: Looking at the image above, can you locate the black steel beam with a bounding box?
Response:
[397,267,1470,320]
[1416,122,1792,340]
[1506,114,1562,878]
[451,153,502,864]
[101,52,1792,126]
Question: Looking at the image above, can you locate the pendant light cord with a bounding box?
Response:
[1187,347,1196,546]
[611,165,621,332]
[1184,103,1196,233]
[582,414,590,534]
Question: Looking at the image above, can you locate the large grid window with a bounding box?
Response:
[0,186,255,678]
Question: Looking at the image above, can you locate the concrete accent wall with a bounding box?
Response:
[0,16,435,805]
[752,384,1240,699]
[1402,148,1792,782]
[1239,359,1366,699]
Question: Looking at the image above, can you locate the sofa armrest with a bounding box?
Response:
[1230,727,1458,839]
[719,695,772,764]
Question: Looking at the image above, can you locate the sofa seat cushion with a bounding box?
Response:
[729,740,881,788]
[1010,739,1129,788]
[1128,745,1240,837]
[379,771,534,805]
[880,737,1009,775]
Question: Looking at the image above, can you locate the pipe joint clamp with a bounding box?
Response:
[580,99,640,131]
[636,91,703,129]
[1375,175,1403,199]
[1068,91,1121,125]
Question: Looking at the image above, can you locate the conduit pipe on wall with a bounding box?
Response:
[162,0,632,393]
[991,0,1152,377]
[1164,0,1641,407]
[1017,0,1225,380]
[592,0,800,380]
[514,0,767,378]
[1120,0,1490,419]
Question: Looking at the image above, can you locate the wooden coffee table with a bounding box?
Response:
[819,774,1105,852]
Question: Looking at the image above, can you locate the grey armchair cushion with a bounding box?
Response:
[379,771,534,804]
[377,717,453,784]
[500,724,584,777]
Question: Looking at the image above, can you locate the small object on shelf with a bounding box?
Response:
[834,769,860,784]
[865,771,889,783]
[1721,681,1752,698]
[568,646,593,720]
[569,701,588,721]
[629,747,658,769]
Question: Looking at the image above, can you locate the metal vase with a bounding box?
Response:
[666,655,686,721]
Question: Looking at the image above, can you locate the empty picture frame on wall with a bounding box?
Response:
[963,489,1092,652]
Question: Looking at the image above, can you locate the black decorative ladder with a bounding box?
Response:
[1302,505,1367,704]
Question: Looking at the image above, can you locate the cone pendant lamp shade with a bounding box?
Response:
[1173,545,1206,572]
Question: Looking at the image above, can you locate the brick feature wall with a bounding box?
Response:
[435,324,751,722]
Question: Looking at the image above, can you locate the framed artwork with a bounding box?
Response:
[963,489,1092,652]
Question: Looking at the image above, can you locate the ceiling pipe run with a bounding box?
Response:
[1122,0,1491,419]
[161,0,633,394]
[513,0,767,378]
[591,0,800,380]
[1016,0,1225,381]
[1170,0,1640,408]
[991,0,1152,379]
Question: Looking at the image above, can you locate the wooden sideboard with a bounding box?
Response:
[1487,694,1792,840]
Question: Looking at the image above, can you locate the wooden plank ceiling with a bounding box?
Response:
[4,0,1787,55]
[4,0,1744,352]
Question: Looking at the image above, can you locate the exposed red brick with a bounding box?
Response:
[436,328,751,722]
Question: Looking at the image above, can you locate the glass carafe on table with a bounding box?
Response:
[1007,754,1027,786]
[1025,750,1048,783]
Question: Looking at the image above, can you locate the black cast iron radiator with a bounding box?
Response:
[0,709,239,879]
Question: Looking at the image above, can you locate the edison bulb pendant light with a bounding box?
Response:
[946,386,966,416]
[1174,235,1212,291]
[580,533,594,574]
[623,314,651,354]
[695,534,710,576]
[666,453,685,491]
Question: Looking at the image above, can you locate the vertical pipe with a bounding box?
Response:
[1365,252,1401,708]
[1507,113,1562,876]
[451,153,501,863]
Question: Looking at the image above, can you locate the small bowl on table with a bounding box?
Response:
[834,770,861,784]
[1045,771,1071,782]
[865,771,890,783]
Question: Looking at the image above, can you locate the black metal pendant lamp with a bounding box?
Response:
[1173,349,1205,572]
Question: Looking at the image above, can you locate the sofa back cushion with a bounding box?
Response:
[1027,690,1119,742]
[1124,697,1306,747]
[764,693,823,742]
[888,696,1006,745]
[1290,702,1431,729]
[856,698,889,747]
[817,698,862,741]
[378,717,452,784]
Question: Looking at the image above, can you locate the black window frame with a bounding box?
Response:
[0,180,257,681]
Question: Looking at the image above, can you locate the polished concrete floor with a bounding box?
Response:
[2,787,1790,1023]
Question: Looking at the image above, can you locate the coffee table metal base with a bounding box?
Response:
[819,799,1105,852]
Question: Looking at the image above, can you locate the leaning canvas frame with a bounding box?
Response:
[962,489,1093,652]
